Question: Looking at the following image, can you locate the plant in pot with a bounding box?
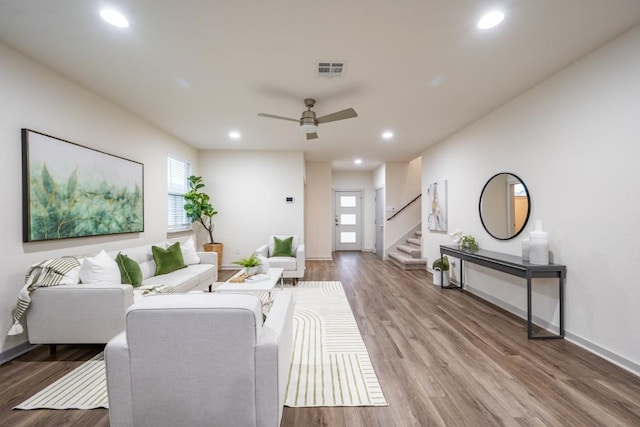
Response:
[232,253,261,276]
[450,229,479,252]
[459,235,478,252]
[432,255,450,286]
[183,175,222,269]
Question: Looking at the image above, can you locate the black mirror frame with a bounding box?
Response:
[479,172,531,241]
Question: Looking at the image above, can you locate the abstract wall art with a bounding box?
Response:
[22,129,144,242]
[427,179,447,232]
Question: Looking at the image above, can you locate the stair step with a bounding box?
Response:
[397,244,422,258]
[415,230,422,237]
[406,237,421,247]
[388,251,427,270]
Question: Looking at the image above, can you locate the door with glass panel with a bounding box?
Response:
[334,190,362,251]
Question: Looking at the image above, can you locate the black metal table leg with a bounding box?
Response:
[529,272,565,340]
[527,272,533,339]
[440,253,444,289]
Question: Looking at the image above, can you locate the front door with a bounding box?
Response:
[334,190,363,251]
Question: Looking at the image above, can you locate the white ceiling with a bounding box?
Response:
[1,1,639,171]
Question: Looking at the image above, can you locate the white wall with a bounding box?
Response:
[385,158,422,255]
[332,171,375,251]
[0,42,197,356]
[421,25,640,374]
[373,164,385,190]
[197,151,305,267]
[305,162,333,259]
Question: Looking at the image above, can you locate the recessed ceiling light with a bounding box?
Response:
[229,131,241,140]
[430,75,444,87]
[100,9,129,28]
[176,78,191,89]
[477,11,504,30]
[382,131,394,140]
[354,158,363,165]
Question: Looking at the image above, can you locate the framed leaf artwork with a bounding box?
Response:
[22,129,144,242]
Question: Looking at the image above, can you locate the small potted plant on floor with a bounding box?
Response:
[432,255,450,286]
[183,175,222,270]
[232,253,261,276]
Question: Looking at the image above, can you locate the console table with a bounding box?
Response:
[439,245,566,340]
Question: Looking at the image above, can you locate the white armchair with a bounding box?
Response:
[255,235,305,285]
[105,290,294,427]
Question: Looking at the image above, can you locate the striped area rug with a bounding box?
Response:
[284,281,387,407]
[14,281,387,410]
[14,352,107,409]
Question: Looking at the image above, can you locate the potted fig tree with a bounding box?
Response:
[183,175,222,270]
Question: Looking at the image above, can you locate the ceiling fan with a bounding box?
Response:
[258,98,357,140]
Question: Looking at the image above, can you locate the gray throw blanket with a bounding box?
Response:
[7,256,81,336]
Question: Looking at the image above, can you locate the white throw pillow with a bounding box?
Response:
[80,250,120,284]
[257,255,269,274]
[180,237,201,265]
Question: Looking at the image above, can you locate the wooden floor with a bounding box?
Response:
[1,251,639,426]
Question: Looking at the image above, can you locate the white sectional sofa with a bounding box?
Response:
[25,239,217,350]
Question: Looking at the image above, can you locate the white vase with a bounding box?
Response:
[522,237,530,261]
[529,220,549,265]
[244,266,257,276]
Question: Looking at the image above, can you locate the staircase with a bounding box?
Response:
[388,230,427,270]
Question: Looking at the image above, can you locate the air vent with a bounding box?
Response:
[317,61,345,78]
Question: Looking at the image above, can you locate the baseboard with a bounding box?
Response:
[0,341,37,365]
[463,284,640,378]
[306,257,333,261]
[564,332,640,378]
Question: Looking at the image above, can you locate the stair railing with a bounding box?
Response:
[387,194,421,221]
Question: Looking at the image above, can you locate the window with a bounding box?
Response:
[167,154,191,231]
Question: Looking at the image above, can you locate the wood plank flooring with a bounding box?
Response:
[1,251,639,426]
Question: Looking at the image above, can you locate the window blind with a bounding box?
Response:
[167,154,191,231]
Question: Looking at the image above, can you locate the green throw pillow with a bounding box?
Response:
[152,242,187,275]
[115,252,143,287]
[272,236,294,257]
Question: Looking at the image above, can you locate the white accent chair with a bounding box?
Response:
[105,291,294,427]
[255,235,305,285]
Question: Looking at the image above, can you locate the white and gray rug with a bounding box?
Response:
[14,352,107,409]
[15,281,387,410]
[284,281,387,407]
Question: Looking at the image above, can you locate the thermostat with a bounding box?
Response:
[285,196,295,203]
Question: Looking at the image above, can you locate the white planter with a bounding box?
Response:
[432,268,450,286]
[244,266,258,276]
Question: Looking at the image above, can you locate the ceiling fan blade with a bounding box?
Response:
[316,108,357,124]
[306,132,318,140]
[257,113,299,122]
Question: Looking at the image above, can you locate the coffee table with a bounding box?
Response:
[214,268,284,303]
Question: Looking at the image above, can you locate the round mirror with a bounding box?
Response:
[479,173,530,240]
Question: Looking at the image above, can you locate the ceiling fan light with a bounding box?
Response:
[300,123,318,133]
